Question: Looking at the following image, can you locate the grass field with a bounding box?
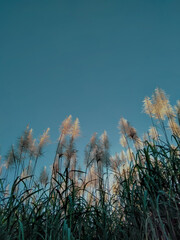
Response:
[0,88,180,239]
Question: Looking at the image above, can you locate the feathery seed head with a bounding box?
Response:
[118,118,130,135]
[126,148,134,161]
[166,104,176,119]
[89,133,97,150]
[71,118,80,138]
[175,100,180,115]
[18,125,33,152]
[149,126,159,140]
[52,161,59,178]
[120,135,127,148]
[134,137,143,150]
[175,100,180,125]
[169,120,180,137]
[87,164,98,187]
[60,115,72,136]
[120,150,127,163]
[128,127,138,141]
[152,88,170,120]
[143,97,153,116]
[38,128,50,152]
[27,128,33,146]
[59,133,66,145]
[29,139,37,157]
[111,151,126,171]
[118,118,138,142]
[110,153,120,171]
[144,88,173,120]
[100,130,109,149]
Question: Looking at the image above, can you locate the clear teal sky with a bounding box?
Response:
[1,0,180,169]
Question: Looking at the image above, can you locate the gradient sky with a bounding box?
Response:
[1,0,180,170]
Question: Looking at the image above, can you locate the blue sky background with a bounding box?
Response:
[1,0,180,172]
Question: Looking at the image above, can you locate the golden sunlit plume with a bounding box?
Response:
[143,97,154,116]
[166,104,176,120]
[175,100,180,125]
[110,153,121,172]
[60,115,72,136]
[118,118,130,135]
[134,137,143,150]
[90,132,97,148]
[119,118,139,143]
[110,151,126,172]
[71,118,80,138]
[120,135,127,148]
[143,88,175,121]
[39,128,50,148]
[27,128,33,148]
[38,128,50,155]
[149,126,159,141]
[127,126,138,141]
[126,148,134,162]
[100,130,109,149]
[152,88,169,120]
[168,120,180,138]
[120,150,127,163]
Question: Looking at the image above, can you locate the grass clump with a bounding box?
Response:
[0,88,180,239]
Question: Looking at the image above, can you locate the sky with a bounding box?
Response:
[1,0,180,171]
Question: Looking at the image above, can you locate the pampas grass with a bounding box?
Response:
[0,88,180,239]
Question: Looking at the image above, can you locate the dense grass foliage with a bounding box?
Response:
[0,88,180,239]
